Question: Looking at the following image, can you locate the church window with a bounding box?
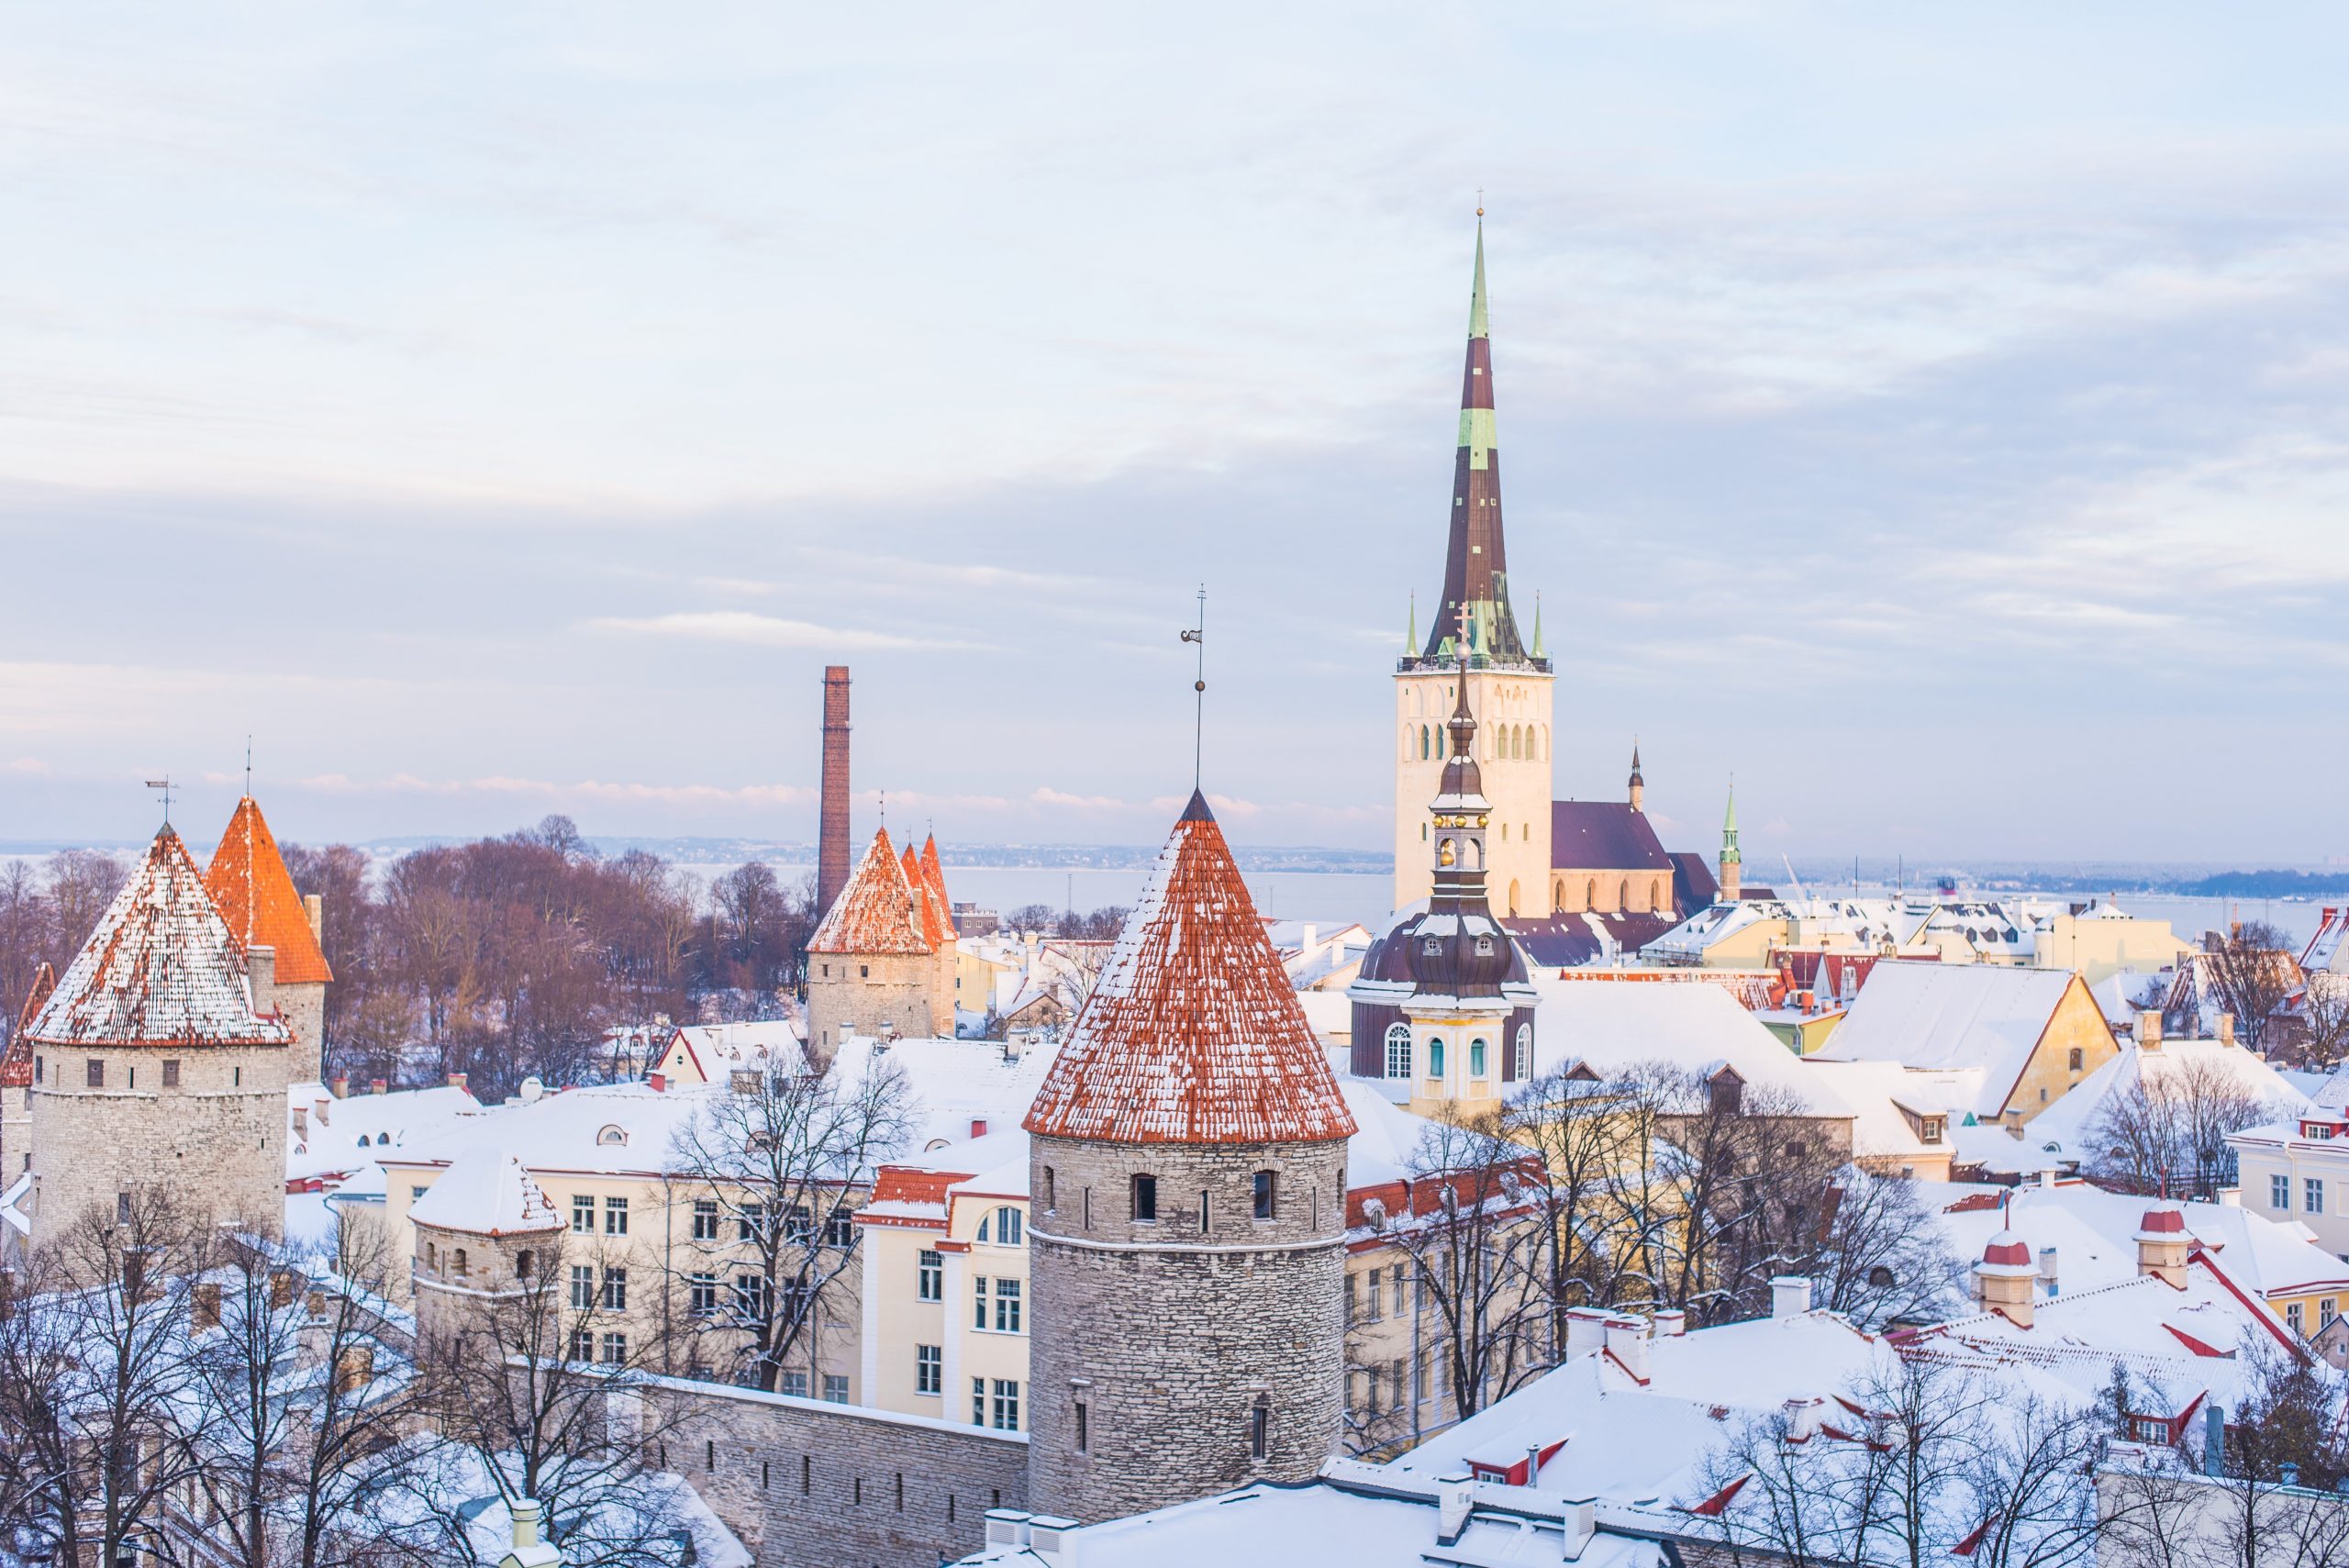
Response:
[1384,1023,1413,1080]
[1619,878,1631,909]
[1428,1039,1446,1078]
[1469,1039,1488,1078]
[1131,1173,1158,1223]
[1586,880,1598,908]
[452,1248,469,1277]
[1420,726,1431,760]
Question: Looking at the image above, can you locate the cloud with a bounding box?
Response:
[296,773,818,807]
[584,611,980,652]
[5,758,50,775]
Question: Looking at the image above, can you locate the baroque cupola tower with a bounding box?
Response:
[1393,216,1554,917]
[1352,642,1539,1112]
[1024,790,1357,1523]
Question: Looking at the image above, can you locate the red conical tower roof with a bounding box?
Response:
[809,828,933,955]
[205,796,334,985]
[1024,791,1356,1145]
[920,834,958,943]
[25,826,295,1050]
[900,842,955,951]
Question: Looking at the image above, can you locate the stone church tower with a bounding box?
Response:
[1023,790,1357,1523]
[1393,217,1555,918]
[20,824,295,1245]
[205,795,335,1084]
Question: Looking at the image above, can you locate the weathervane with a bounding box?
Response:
[244,734,253,797]
[146,774,173,827]
[1180,585,1207,789]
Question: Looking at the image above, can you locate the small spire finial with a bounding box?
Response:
[244,734,252,797]
[146,774,173,828]
[1180,585,1208,789]
[1476,187,1484,219]
[879,789,885,828]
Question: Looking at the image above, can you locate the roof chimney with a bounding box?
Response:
[1974,1231,2037,1328]
[304,893,324,943]
[2136,1012,2163,1051]
[369,1078,387,1096]
[2218,1012,2236,1047]
[817,666,852,917]
[247,943,277,1018]
[446,1072,467,1091]
[1653,1308,1687,1337]
[1604,1317,1649,1382]
[2136,1205,2190,1288]
[2039,1246,2059,1296]
[1771,1275,1812,1318]
[1564,1307,1610,1362]
[970,1118,988,1140]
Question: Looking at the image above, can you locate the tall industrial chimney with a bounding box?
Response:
[818,665,852,916]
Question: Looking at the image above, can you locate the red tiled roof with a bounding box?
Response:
[808,828,933,955]
[920,834,958,943]
[25,826,295,1050]
[1,962,51,1085]
[1023,791,1356,1145]
[204,796,334,986]
[901,841,956,951]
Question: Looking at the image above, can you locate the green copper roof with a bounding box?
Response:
[1406,593,1418,653]
[1721,782,1742,863]
[1531,593,1544,659]
[1468,218,1488,340]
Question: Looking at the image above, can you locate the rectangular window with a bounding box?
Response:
[570,1327,593,1361]
[781,1370,808,1398]
[1346,1271,1359,1324]
[786,1204,815,1244]
[86,1059,104,1088]
[1392,1269,1407,1317]
[1364,1267,1384,1323]
[735,1273,770,1320]
[605,1196,629,1236]
[974,1276,989,1329]
[740,1202,765,1242]
[918,1250,943,1301]
[992,1378,1020,1431]
[822,1373,850,1404]
[689,1273,718,1317]
[692,1199,719,1240]
[1253,1170,1276,1220]
[973,1376,986,1426]
[995,1278,1022,1333]
[2324,1298,2339,1327]
[826,1207,855,1247]
[2310,1179,2326,1217]
[412,1185,426,1200]
[572,1195,595,1234]
[1132,1174,1157,1223]
[1251,1402,1268,1459]
[601,1268,628,1311]
[1074,1399,1088,1452]
[2289,1301,2306,1334]
[570,1265,594,1311]
[599,1331,627,1365]
[916,1344,941,1395]
[161,1060,181,1088]
[2275,1174,2294,1210]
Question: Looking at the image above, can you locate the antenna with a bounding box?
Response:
[145,775,173,828]
[1180,585,1207,789]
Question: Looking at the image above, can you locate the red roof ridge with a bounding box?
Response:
[1023,791,1357,1145]
[808,828,932,955]
[203,796,333,985]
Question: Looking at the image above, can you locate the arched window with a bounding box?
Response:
[1420,726,1431,760]
[452,1248,469,1277]
[1384,1023,1413,1080]
[1553,880,1564,909]
[1586,879,1598,908]
[993,1207,1024,1246]
[597,1126,628,1147]
[1438,838,1457,868]
[1618,878,1631,910]
[1042,1166,1056,1213]
[2068,1047,2085,1071]
[1469,1038,1488,1078]
[1428,1039,1447,1078]
[516,1250,535,1278]
[1513,1022,1532,1082]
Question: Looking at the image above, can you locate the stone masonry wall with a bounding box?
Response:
[807,952,935,1060]
[640,1374,1028,1568]
[27,1040,289,1245]
[277,982,327,1085]
[1025,1132,1349,1523]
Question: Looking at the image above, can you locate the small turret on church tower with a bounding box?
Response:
[1628,742,1645,815]
[1024,790,1356,1523]
[1719,783,1742,903]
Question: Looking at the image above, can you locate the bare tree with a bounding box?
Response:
[1809,1167,1969,1329]
[662,1051,916,1390]
[2194,922,2299,1051]
[1500,1065,1665,1344]
[2086,1055,2275,1198]
[2294,981,2349,1073]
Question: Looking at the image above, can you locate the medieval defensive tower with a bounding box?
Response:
[22,824,294,1245]
[205,795,334,1084]
[1022,790,1358,1523]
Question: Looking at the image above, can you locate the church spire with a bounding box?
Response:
[1719,779,1743,903]
[1628,741,1644,814]
[1422,212,1532,667]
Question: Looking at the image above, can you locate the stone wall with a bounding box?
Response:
[1025,1132,1349,1523]
[640,1373,1029,1568]
[26,1040,289,1245]
[277,981,327,1084]
[807,952,936,1060]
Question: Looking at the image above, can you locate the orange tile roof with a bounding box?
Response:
[204,796,333,985]
[808,828,934,955]
[900,838,958,952]
[920,835,958,943]
[26,826,295,1050]
[1024,791,1356,1145]
[1,962,50,1085]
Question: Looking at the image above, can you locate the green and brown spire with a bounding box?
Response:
[1423,215,1535,667]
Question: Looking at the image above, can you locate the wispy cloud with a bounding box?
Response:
[584,612,982,652]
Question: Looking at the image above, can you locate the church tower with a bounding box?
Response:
[1719,783,1742,903]
[1024,790,1356,1523]
[1394,217,1554,917]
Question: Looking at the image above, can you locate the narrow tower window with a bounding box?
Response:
[1253,1170,1276,1220]
[1384,1023,1412,1080]
[1198,1190,1211,1233]
[1251,1397,1271,1460]
[1131,1174,1157,1223]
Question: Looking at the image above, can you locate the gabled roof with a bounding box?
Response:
[1551,801,1675,873]
[1813,962,2088,1118]
[1024,791,1356,1145]
[410,1145,563,1237]
[808,828,933,955]
[25,827,295,1051]
[204,795,334,985]
[2,962,53,1085]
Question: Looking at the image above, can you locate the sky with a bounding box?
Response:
[4,4,2348,867]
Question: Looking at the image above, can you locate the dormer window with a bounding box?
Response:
[1474,935,1494,957]
[1422,937,1442,957]
[597,1126,629,1147]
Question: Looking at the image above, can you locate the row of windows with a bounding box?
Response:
[1403,723,1548,762]
[45,1058,228,1090]
[1382,1023,1531,1084]
[1550,877,1671,915]
[778,1370,851,1403]
[1351,1264,1411,1322]
[1040,1168,1286,1227]
[684,1198,854,1246]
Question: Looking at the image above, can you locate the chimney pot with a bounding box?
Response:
[649,1072,666,1093]
[1771,1275,1812,1318]
[2136,1012,2163,1051]
[369,1078,387,1096]
[303,892,323,942]
[447,1072,467,1091]
[970,1118,988,1140]
[247,943,277,1016]
[329,1076,348,1099]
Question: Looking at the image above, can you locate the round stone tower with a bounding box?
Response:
[22,824,295,1246]
[1023,789,1358,1523]
[407,1144,565,1351]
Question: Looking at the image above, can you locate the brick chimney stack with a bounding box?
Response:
[818,665,852,917]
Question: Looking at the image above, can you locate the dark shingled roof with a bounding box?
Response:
[1551,801,1675,873]
[1670,852,1720,910]
[1503,912,1685,967]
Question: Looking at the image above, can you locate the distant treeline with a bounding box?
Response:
[2167,870,2349,899]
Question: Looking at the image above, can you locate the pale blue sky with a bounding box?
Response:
[5,4,2348,864]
